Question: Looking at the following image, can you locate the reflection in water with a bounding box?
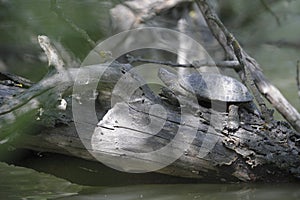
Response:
[1,158,300,200]
[61,183,300,200]
[0,162,82,199]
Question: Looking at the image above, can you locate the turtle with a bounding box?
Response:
[158,68,257,130]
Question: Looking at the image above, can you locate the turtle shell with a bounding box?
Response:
[179,73,253,102]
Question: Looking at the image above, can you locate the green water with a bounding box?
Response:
[0,161,82,199]
[1,0,300,199]
[1,160,300,200]
[63,184,300,200]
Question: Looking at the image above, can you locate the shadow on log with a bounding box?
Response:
[0,61,299,183]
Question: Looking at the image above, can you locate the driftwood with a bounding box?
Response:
[297,61,300,98]
[0,0,300,183]
[0,59,300,182]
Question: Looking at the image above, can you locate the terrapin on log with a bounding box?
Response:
[158,68,256,130]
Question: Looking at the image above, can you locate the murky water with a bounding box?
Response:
[1,161,300,200]
[0,162,82,199]
[64,184,300,200]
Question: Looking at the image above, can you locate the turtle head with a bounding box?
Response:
[158,68,178,88]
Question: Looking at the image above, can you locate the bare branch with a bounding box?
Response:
[38,35,65,72]
[259,0,281,26]
[196,0,300,132]
[126,54,241,70]
[50,0,96,48]
[126,54,193,68]
[195,0,272,123]
[0,36,74,117]
[297,61,300,98]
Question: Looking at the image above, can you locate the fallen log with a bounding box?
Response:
[0,60,299,183]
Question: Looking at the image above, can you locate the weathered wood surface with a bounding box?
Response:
[0,62,299,182]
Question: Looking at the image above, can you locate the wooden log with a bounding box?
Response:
[1,63,299,182]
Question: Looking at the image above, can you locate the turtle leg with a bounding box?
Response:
[243,102,261,117]
[227,104,240,130]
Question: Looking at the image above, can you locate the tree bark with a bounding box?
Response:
[0,62,299,183]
